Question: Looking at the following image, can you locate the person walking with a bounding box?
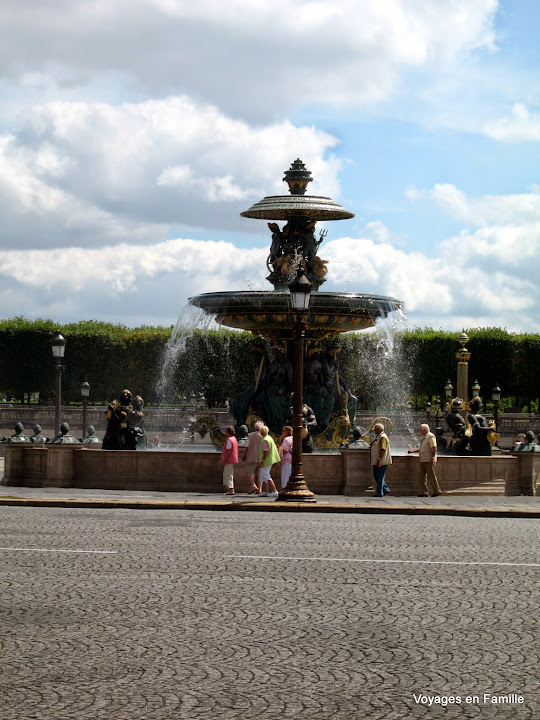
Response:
[241,420,263,494]
[370,422,391,497]
[278,425,293,490]
[408,423,442,497]
[258,425,280,497]
[219,425,238,496]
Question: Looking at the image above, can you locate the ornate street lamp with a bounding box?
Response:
[81,380,90,439]
[434,397,441,426]
[492,383,501,428]
[444,379,453,410]
[455,332,470,403]
[51,331,66,437]
[425,401,431,422]
[472,380,481,398]
[279,271,316,502]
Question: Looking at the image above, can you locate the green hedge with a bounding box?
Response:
[1,318,539,410]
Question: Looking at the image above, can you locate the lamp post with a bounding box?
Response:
[472,380,481,398]
[279,272,316,503]
[81,380,90,439]
[51,331,66,437]
[425,401,431,423]
[434,397,441,426]
[492,383,501,428]
[456,331,470,403]
[445,380,453,410]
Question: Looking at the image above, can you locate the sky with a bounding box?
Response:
[1,0,539,332]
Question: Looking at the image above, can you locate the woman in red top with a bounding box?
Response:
[219,425,238,495]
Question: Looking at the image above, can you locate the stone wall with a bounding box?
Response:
[2,445,534,496]
[340,451,520,496]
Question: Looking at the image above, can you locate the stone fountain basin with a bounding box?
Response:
[189,291,403,339]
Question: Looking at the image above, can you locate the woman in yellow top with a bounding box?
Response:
[258,425,280,497]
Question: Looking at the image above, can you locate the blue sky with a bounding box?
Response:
[0,0,539,332]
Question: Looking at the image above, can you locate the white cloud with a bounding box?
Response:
[1,192,539,332]
[0,1,498,119]
[484,103,540,142]
[2,0,539,334]
[320,187,540,331]
[0,237,269,325]
[0,97,341,249]
[407,183,540,226]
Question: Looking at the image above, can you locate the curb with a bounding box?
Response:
[0,496,538,519]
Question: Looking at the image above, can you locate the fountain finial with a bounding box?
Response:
[283,158,312,196]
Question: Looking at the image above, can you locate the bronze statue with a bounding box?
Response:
[434,427,448,455]
[345,426,369,450]
[467,397,498,456]
[236,424,249,448]
[50,422,81,444]
[515,430,537,452]
[3,422,30,443]
[287,402,317,453]
[30,424,47,444]
[102,389,145,450]
[445,398,466,437]
[265,216,329,290]
[82,425,101,445]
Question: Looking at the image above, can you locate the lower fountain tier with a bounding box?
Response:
[189,291,403,339]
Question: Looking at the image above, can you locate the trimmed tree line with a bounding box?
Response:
[1,318,539,412]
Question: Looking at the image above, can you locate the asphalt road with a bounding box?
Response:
[1,507,538,719]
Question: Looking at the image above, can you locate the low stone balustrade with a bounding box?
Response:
[2,445,537,496]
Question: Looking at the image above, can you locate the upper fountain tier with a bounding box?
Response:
[240,158,354,222]
[241,159,356,290]
[189,158,403,339]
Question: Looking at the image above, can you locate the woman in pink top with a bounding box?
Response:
[219,425,238,495]
[278,425,293,490]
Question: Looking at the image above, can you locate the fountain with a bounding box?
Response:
[2,159,531,496]
[189,159,404,447]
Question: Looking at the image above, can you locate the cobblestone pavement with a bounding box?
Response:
[1,507,538,719]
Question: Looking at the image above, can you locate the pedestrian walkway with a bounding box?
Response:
[0,483,538,518]
[1,458,537,518]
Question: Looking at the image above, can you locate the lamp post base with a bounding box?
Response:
[277,475,316,503]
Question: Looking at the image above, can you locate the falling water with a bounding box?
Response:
[353,306,418,452]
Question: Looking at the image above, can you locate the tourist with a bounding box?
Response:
[241,421,263,494]
[258,425,280,497]
[278,425,293,490]
[408,423,442,497]
[370,423,391,497]
[511,433,526,451]
[219,425,238,496]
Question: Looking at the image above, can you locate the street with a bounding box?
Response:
[0,507,538,719]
